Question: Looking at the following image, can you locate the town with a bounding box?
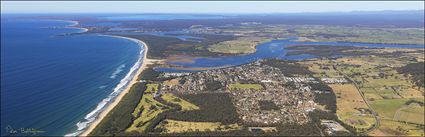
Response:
[157,60,349,125]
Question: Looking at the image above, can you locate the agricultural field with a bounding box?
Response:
[228,83,263,90]
[370,98,413,119]
[335,55,424,135]
[302,51,424,135]
[328,84,375,130]
[300,59,341,77]
[334,56,423,100]
[393,102,424,125]
[293,25,425,45]
[369,119,424,136]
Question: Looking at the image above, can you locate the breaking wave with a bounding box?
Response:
[110,64,126,79]
[65,36,145,136]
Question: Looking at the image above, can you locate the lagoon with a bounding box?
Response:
[157,38,424,72]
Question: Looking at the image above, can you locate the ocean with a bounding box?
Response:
[1,18,143,136]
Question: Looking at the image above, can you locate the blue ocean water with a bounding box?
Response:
[1,19,142,136]
[102,14,228,21]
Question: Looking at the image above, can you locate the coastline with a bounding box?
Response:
[78,36,151,136]
[64,20,88,33]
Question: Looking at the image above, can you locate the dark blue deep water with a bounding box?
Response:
[1,19,141,136]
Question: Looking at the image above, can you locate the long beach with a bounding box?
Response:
[79,36,151,136]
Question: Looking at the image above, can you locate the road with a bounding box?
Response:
[333,65,381,134]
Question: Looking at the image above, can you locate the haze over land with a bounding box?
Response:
[1,1,424,13]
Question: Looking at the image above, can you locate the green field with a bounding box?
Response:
[156,119,241,133]
[127,84,167,132]
[393,103,425,125]
[127,84,201,132]
[303,55,424,136]
[370,98,410,119]
[371,119,424,136]
[294,26,425,45]
[370,98,425,124]
[161,93,200,111]
[208,37,272,54]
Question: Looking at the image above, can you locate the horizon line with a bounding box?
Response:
[2,9,424,14]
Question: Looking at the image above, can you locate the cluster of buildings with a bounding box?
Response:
[321,120,349,135]
[283,76,348,84]
[159,60,337,125]
[230,88,316,125]
[320,77,349,84]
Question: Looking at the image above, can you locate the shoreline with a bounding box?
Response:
[78,35,151,136]
[65,20,88,33]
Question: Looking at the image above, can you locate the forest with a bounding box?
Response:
[116,34,236,59]
[397,62,425,88]
[89,82,147,136]
[167,93,241,124]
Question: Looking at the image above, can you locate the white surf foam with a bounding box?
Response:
[110,64,126,79]
[98,85,107,89]
[65,36,145,137]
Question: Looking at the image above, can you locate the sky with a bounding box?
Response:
[1,1,424,14]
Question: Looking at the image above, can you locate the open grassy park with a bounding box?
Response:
[161,93,200,111]
[127,84,165,132]
[126,84,201,133]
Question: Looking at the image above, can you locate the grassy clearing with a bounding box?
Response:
[228,83,263,90]
[161,93,200,111]
[329,84,374,129]
[340,113,375,130]
[157,119,241,133]
[163,78,180,86]
[393,103,424,125]
[208,37,272,54]
[127,84,203,133]
[301,59,341,77]
[126,84,205,132]
[127,84,167,132]
[330,84,368,113]
[369,119,424,136]
[131,84,159,117]
[370,98,410,119]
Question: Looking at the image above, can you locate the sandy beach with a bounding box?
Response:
[79,36,154,136]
